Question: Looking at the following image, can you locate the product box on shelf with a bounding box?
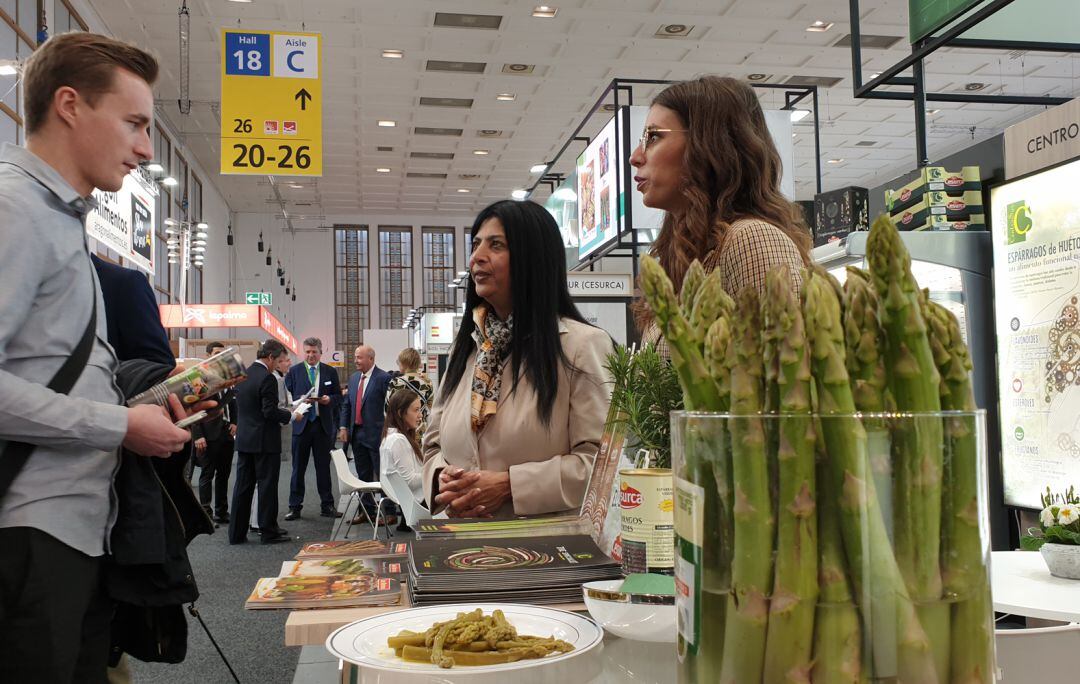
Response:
[813,186,869,246]
[891,191,985,231]
[885,165,982,214]
[897,213,987,232]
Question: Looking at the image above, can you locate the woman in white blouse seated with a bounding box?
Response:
[381,390,428,530]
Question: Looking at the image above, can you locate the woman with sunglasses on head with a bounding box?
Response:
[423,200,613,519]
[629,76,813,346]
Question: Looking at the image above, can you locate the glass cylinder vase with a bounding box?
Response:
[671,410,994,684]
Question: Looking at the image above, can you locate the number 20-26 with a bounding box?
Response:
[232,144,311,170]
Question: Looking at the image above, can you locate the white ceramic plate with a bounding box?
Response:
[325,603,604,674]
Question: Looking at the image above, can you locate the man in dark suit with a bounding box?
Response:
[338,344,391,519]
[228,339,297,544]
[284,336,341,520]
[90,254,174,367]
[192,341,238,525]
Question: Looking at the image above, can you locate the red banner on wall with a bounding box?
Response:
[259,307,298,354]
[159,303,260,328]
[159,303,299,354]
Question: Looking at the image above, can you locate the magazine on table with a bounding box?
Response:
[407,534,621,606]
[294,539,410,561]
[279,557,407,580]
[244,574,400,610]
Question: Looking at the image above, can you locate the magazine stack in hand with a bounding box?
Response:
[408,534,622,606]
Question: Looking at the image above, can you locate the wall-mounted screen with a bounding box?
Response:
[576,115,620,260]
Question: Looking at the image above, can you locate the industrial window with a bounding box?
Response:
[379,226,412,329]
[422,227,455,307]
[334,226,370,378]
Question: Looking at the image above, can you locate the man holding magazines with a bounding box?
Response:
[0,33,210,682]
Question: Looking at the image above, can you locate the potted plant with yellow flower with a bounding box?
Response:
[1021,486,1080,579]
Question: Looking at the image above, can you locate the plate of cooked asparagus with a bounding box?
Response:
[325,604,603,674]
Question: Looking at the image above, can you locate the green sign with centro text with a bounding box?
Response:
[245,292,272,306]
[908,0,985,42]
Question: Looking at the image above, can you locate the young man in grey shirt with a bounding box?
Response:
[0,32,199,682]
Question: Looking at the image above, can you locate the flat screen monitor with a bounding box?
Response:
[576,115,620,260]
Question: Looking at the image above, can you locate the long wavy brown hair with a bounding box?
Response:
[382,390,421,460]
[634,76,813,328]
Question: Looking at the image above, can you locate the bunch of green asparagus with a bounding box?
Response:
[646,214,993,684]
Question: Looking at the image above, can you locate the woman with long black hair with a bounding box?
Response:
[422,200,613,518]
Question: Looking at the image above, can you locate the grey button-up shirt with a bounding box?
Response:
[0,143,129,557]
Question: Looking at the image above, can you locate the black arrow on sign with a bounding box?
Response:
[295,88,312,111]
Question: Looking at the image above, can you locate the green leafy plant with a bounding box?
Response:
[1021,486,1080,550]
[604,343,683,469]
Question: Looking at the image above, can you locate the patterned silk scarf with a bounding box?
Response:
[470,304,513,434]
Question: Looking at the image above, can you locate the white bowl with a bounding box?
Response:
[582,579,677,643]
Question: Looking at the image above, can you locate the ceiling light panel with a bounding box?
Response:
[425,60,487,74]
[784,75,844,88]
[502,63,536,75]
[414,127,464,136]
[832,34,903,49]
[411,151,455,160]
[654,24,695,38]
[433,12,503,30]
[419,96,474,108]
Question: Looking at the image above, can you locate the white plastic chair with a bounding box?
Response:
[381,467,428,529]
[329,449,388,540]
[995,623,1080,683]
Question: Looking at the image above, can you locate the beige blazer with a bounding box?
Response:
[422,317,613,516]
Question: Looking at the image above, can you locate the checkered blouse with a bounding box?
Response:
[642,218,805,359]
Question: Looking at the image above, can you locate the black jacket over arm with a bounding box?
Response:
[108,359,215,665]
[91,254,174,367]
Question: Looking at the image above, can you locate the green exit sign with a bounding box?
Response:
[245,292,272,305]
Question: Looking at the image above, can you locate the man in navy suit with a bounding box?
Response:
[90,254,174,367]
[338,344,391,519]
[284,337,341,520]
[228,340,297,544]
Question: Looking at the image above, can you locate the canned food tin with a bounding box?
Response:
[619,468,675,575]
